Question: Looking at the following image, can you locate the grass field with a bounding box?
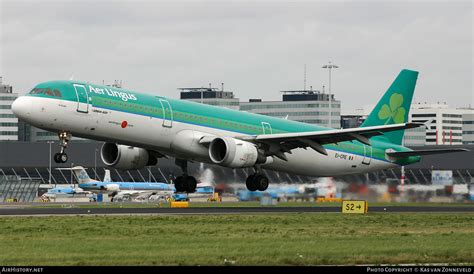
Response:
[0,213,473,265]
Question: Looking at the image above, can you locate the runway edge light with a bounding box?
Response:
[342,200,368,214]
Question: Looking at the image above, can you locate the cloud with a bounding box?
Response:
[1,0,472,109]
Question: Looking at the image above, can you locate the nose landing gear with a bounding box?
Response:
[54,131,71,163]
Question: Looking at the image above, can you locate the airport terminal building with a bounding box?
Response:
[179,85,240,110]
[342,102,474,146]
[0,78,18,141]
[240,89,341,129]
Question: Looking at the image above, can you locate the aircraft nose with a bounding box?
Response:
[11,96,32,119]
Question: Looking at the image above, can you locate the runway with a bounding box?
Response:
[0,206,472,216]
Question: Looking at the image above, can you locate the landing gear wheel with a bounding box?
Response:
[174,176,186,193]
[246,174,269,191]
[185,176,197,193]
[174,159,197,193]
[54,153,67,163]
[54,153,61,163]
[52,131,72,164]
[174,176,197,193]
[255,175,269,191]
[59,153,68,163]
[246,175,258,191]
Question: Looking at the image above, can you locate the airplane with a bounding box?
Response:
[41,186,91,200]
[236,185,301,201]
[12,69,468,193]
[173,185,215,201]
[61,166,174,199]
[41,186,92,201]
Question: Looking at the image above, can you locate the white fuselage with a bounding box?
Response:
[15,96,399,177]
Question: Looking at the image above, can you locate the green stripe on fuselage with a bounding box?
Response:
[26,80,419,165]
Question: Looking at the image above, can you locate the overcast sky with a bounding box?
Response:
[1,0,472,111]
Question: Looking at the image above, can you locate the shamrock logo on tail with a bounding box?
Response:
[378,93,406,125]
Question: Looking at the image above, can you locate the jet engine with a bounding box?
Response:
[100,143,157,170]
[209,137,267,168]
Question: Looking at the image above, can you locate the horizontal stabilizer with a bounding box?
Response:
[386,148,469,158]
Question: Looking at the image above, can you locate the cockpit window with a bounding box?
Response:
[30,88,62,98]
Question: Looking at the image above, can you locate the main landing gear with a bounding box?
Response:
[54,131,71,164]
[174,159,197,193]
[246,168,269,192]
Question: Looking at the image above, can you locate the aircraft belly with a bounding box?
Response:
[263,148,396,177]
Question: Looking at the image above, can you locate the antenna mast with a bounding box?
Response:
[304,64,307,91]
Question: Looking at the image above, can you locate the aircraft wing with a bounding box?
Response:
[115,190,170,197]
[386,148,469,158]
[72,189,92,195]
[115,190,146,197]
[236,122,423,160]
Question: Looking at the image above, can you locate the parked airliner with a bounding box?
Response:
[62,166,173,197]
[12,69,467,192]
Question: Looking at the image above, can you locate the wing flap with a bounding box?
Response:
[236,122,423,158]
[241,122,421,145]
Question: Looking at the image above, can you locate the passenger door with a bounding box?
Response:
[261,122,272,134]
[362,145,372,165]
[159,99,173,128]
[73,84,89,113]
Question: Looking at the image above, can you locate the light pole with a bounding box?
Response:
[322,62,339,128]
[70,162,74,188]
[94,148,98,180]
[47,141,53,186]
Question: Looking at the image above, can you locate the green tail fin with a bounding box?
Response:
[361,69,419,145]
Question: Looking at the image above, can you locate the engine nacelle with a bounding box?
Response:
[101,143,157,170]
[209,137,266,168]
